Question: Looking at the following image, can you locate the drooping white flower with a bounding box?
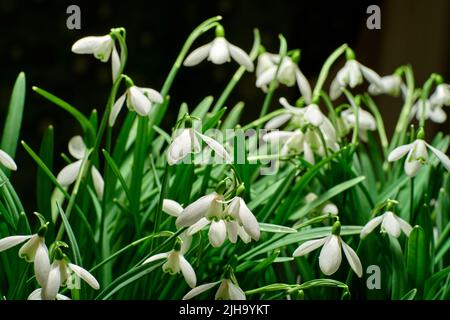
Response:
[0,149,17,171]
[71,34,120,81]
[255,52,279,92]
[304,192,339,216]
[368,74,402,96]
[143,233,196,288]
[339,107,377,142]
[109,84,163,126]
[430,83,450,107]
[361,211,412,239]
[183,25,253,72]
[388,138,450,177]
[56,136,104,199]
[0,233,50,288]
[293,223,363,277]
[183,278,246,300]
[256,56,311,103]
[330,59,381,100]
[167,128,231,166]
[411,84,449,124]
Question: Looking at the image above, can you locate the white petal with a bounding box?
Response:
[34,242,50,288]
[109,93,126,126]
[209,220,227,247]
[143,252,169,265]
[111,44,120,82]
[381,211,401,238]
[71,35,111,55]
[404,149,422,177]
[208,38,230,65]
[56,294,71,300]
[319,235,342,275]
[228,282,246,300]
[69,263,100,290]
[182,281,221,300]
[68,135,86,159]
[264,114,292,130]
[226,221,239,243]
[360,215,384,239]
[180,233,192,255]
[91,166,104,200]
[167,129,199,165]
[341,241,363,278]
[28,288,43,300]
[262,131,294,144]
[179,255,197,288]
[56,160,83,186]
[139,87,164,104]
[321,203,339,215]
[184,43,212,67]
[329,77,342,100]
[388,143,414,162]
[256,66,277,88]
[237,198,260,240]
[303,140,315,164]
[176,193,217,228]
[358,109,377,131]
[347,60,363,88]
[295,69,312,104]
[228,43,254,71]
[428,106,447,123]
[293,237,327,257]
[43,261,61,300]
[187,217,210,235]
[426,143,450,171]
[163,199,184,217]
[396,217,413,237]
[128,87,151,116]
[359,64,382,88]
[0,235,32,252]
[198,132,232,163]
[18,235,40,262]
[0,149,17,171]
[304,104,324,127]
[237,226,252,243]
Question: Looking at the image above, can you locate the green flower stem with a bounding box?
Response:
[419,73,440,128]
[211,28,261,113]
[342,88,359,147]
[363,94,389,157]
[312,44,348,101]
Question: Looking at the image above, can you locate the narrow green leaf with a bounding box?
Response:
[407,226,428,294]
[36,125,54,221]
[56,202,82,267]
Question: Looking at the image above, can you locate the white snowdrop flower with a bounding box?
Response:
[167,127,231,166]
[304,192,339,216]
[224,196,260,241]
[388,137,450,177]
[368,74,402,96]
[27,288,70,301]
[429,83,450,107]
[361,211,412,239]
[293,222,363,277]
[183,278,246,300]
[56,136,104,199]
[0,231,50,288]
[256,54,311,103]
[175,192,222,228]
[109,81,163,126]
[183,25,254,72]
[143,233,196,288]
[340,107,377,142]
[411,100,447,124]
[0,149,17,171]
[255,52,279,92]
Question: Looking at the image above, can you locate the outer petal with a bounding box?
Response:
[347,60,363,88]
[360,215,384,239]
[396,217,413,237]
[426,143,450,171]
[179,255,197,288]
[329,77,342,100]
[182,281,221,300]
[198,132,232,163]
[388,143,414,162]
[293,237,327,257]
[228,282,246,300]
[128,87,151,116]
[71,35,111,55]
[256,66,277,88]
[91,166,104,200]
[28,288,43,300]
[187,217,210,236]
[68,136,86,160]
[109,93,126,126]
[111,44,120,82]
[139,87,164,104]
[69,263,100,290]
[34,242,50,288]
[56,160,83,186]
[162,199,184,217]
[43,261,61,300]
[295,69,312,104]
[237,198,260,240]
[18,235,40,262]
[226,221,239,243]
[143,252,169,264]
[404,150,422,177]
[183,43,212,67]
[304,104,324,127]
[167,129,199,165]
[176,193,217,228]
[262,131,295,144]
[381,211,401,238]
[341,241,363,278]
[228,43,254,71]
[208,38,230,65]
[0,235,32,252]
[428,106,447,123]
[209,220,227,247]
[264,114,292,130]
[56,294,71,300]
[0,149,17,171]
[359,64,382,88]
[319,235,342,275]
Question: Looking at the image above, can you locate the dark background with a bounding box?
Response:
[0,0,449,210]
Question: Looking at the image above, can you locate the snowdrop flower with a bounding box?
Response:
[109,77,163,126]
[293,221,363,277]
[183,278,246,300]
[183,25,254,72]
[256,52,311,103]
[339,107,377,141]
[71,34,120,81]
[368,73,402,96]
[0,149,17,171]
[388,136,450,177]
[304,192,338,216]
[167,124,231,166]
[411,84,449,124]
[143,233,196,288]
[56,136,104,199]
[0,228,50,288]
[255,51,279,92]
[361,211,412,239]
[430,83,450,106]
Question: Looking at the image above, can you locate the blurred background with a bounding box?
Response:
[0,0,449,209]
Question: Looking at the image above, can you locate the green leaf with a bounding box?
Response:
[191,96,213,119]
[36,125,54,221]
[259,223,296,234]
[102,149,132,205]
[407,226,428,294]
[202,107,226,132]
[290,176,366,220]
[390,236,407,299]
[56,202,82,267]
[424,266,450,299]
[401,288,417,300]
[1,72,26,159]
[221,101,244,131]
